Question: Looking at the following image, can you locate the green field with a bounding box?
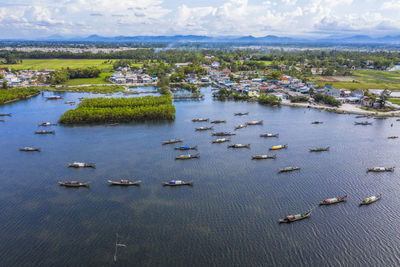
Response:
[311,70,400,90]
[389,99,400,105]
[0,59,115,71]
[64,72,112,85]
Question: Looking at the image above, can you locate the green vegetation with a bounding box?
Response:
[313,94,341,107]
[48,85,124,94]
[290,95,309,103]
[258,94,281,105]
[59,95,175,124]
[389,98,400,105]
[64,72,112,85]
[0,59,115,71]
[0,87,40,104]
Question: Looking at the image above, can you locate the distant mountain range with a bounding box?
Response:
[5,34,400,45]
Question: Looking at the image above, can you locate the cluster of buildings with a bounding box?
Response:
[110,66,157,84]
[0,69,51,87]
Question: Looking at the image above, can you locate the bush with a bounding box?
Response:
[290,95,309,103]
[313,93,341,107]
[258,94,281,105]
[0,87,40,104]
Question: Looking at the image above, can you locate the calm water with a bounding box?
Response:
[1,88,400,266]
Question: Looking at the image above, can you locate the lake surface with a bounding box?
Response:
[1,88,400,266]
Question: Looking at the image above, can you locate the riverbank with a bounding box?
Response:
[0,88,41,105]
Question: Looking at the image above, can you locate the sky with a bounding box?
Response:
[0,0,400,39]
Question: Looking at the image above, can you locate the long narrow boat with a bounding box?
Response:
[234,124,247,130]
[106,123,120,127]
[211,120,226,124]
[19,147,41,152]
[39,122,57,126]
[0,113,11,117]
[279,166,300,173]
[163,180,193,186]
[234,112,249,116]
[279,210,312,223]
[374,117,388,120]
[269,144,288,150]
[227,144,250,148]
[212,138,230,143]
[260,133,279,138]
[246,120,263,125]
[162,139,183,145]
[309,147,329,152]
[68,162,96,168]
[196,126,213,131]
[108,180,141,186]
[367,167,394,172]
[212,132,236,136]
[46,96,63,100]
[388,136,399,139]
[360,194,382,205]
[0,119,4,122]
[65,101,75,105]
[192,118,209,122]
[174,146,197,150]
[35,130,55,134]
[175,154,200,160]
[319,195,347,205]
[355,115,368,118]
[311,121,323,124]
[59,181,89,187]
[252,154,276,160]
[354,121,372,125]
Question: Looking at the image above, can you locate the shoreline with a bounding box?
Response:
[1,93,40,105]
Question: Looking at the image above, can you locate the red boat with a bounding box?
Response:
[46,96,63,100]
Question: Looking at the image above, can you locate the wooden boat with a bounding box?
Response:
[309,147,329,152]
[260,133,279,138]
[252,154,276,160]
[65,101,75,105]
[246,120,263,125]
[269,144,288,150]
[355,115,368,118]
[374,117,387,120]
[388,136,398,139]
[68,162,96,168]
[227,144,250,149]
[360,194,381,205]
[397,119,400,122]
[35,130,55,134]
[211,120,226,124]
[174,146,197,150]
[192,118,209,122]
[106,123,119,126]
[0,119,4,122]
[46,96,63,100]
[311,121,323,124]
[39,122,57,126]
[212,138,230,143]
[162,139,183,145]
[354,121,372,125]
[19,147,41,152]
[59,181,89,187]
[108,180,141,186]
[175,153,200,160]
[367,167,394,172]
[195,126,213,131]
[234,112,249,116]
[0,113,11,117]
[279,210,311,223]
[212,132,236,136]
[319,195,347,205]
[279,166,300,173]
[234,124,247,130]
[163,180,193,186]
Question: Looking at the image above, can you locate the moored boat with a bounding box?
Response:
[0,113,11,117]
[388,136,398,139]
[19,147,41,152]
[174,145,197,150]
[195,126,213,131]
[246,120,263,125]
[367,167,394,172]
[39,122,57,126]
[355,115,368,118]
[162,139,183,145]
[360,194,382,205]
[260,133,279,137]
[354,121,372,125]
[252,154,276,160]
[374,117,387,120]
[279,166,300,173]
[212,138,230,143]
[269,144,288,150]
[163,180,193,186]
[175,153,200,160]
[309,147,330,152]
[311,121,323,124]
[108,180,141,186]
[234,112,249,116]
[227,144,250,148]
[106,123,119,126]
[59,181,89,187]
[35,130,55,134]
[46,96,63,100]
[65,101,75,105]
[0,119,4,122]
[319,195,347,205]
[211,120,226,124]
[68,162,96,168]
[192,118,209,122]
[234,124,247,130]
[212,132,236,136]
[279,210,312,223]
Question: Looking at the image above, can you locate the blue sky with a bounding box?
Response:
[0,0,400,38]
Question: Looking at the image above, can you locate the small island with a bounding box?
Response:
[0,87,40,105]
[59,95,175,124]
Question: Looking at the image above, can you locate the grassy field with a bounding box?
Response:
[389,99,400,105]
[0,59,115,71]
[311,70,400,90]
[47,85,124,94]
[64,72,112,85]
